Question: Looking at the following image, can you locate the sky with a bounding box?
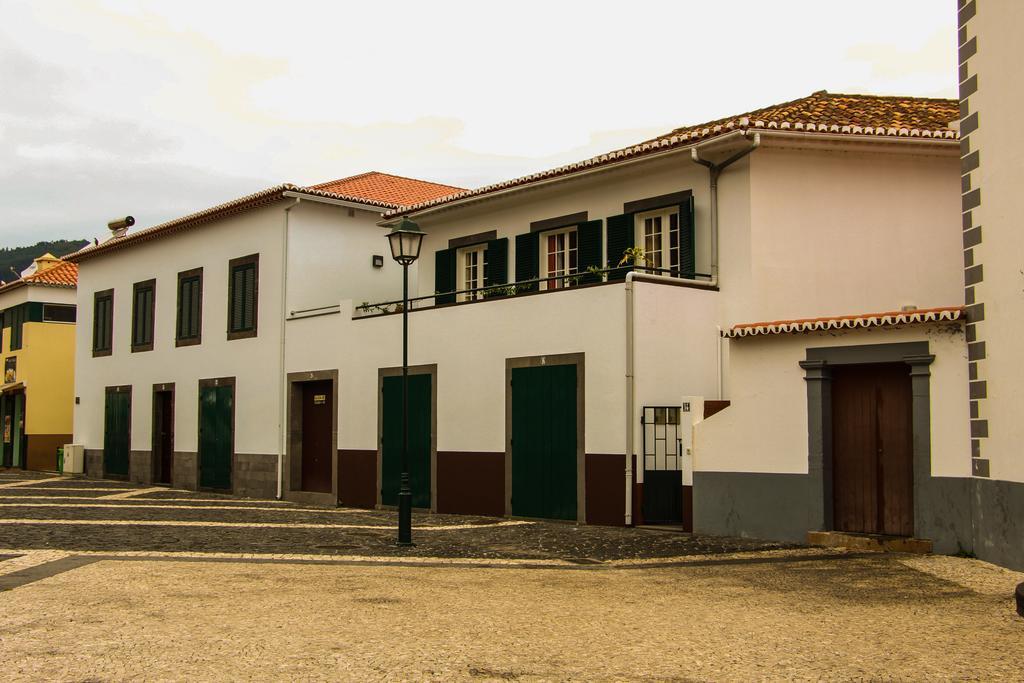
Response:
[0,0,958,246]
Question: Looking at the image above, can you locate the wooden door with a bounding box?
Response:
[300,380,333,493]
[831,363,913,536]
[381,374,431,508]
[511,364,578,521]
[103,389,130,477]
[153,391,174,485]
[199,385,233,490]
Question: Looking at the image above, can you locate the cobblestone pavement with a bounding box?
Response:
[2,469,1022,681]
[0,470,789,561]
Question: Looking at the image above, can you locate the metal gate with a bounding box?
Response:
[641,406,683,524]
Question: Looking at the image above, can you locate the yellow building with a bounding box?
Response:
[0,254,78,471]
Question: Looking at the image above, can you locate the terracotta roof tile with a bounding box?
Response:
[384,91,960,218]
[723,305,964,338]
[311,172,463,207]
[0,260,78,295]
[67,172,464,264]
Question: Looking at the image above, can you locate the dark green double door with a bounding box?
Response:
[199,384,233,490]
[511,364,578,521]
[381,374,431,508]
[104,389,131,477]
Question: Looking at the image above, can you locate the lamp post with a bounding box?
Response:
[386,217,425,546]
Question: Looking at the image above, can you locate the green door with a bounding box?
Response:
[511,364,578,520]
[103,390,130,477]
[199,385,233,490]
[12,392,25,469]
[381,374,431,508]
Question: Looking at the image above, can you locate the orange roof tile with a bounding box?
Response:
[723,306,964,338]
[384,91,960,218]
[0,259,78,295]
[67,172,464,264]
[312,172,463,207]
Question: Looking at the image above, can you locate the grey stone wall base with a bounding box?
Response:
[916,476,974,555]
[234,453,278,499]
[172,451,198,491]
[693,472,814,543]
[129,450,152,485]
[972,478,1024,571]
[84,450,103,479]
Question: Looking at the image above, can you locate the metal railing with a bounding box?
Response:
[353,265,713,317]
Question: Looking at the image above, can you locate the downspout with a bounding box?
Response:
[277,197,301,499]
[690,132,760,283]
[625,134,762,525]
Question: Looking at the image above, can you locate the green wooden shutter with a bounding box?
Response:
[435,248,456,305]
[605,213,635,281]
[230,267,244,331]
[679,195,695,279]
[514,233,538,292]
[577,220,603,283]
[484,237,508,289]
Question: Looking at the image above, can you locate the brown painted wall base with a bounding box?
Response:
[585,453,626,526]
[26,434,72,472]
[437,451,504,517]
[339,449,376,509]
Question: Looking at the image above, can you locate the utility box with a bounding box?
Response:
[62,444,85,474]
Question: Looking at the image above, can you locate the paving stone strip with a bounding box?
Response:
[98,486,168,499]
[0,502,370,514]
[0,477,64,489]
[0,518,535,531]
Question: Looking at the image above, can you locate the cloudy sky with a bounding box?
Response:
[0,0,957,246]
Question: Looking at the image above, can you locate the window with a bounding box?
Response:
[8,305,26,351]
[42,304,76,323]
[92,290,113,357]
[228,254,258,339]
[458,245,487,302]
[131,280,155,352]
[541,227,578,290]
[176,268,203,346]
[637,208,680,275]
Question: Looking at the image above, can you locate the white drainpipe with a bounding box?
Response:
[624,271,716,526]
[277,198,301,499]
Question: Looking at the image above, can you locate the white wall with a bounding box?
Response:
[695,324,971,478]
[411,153,717,301]
[287,281,719,458]
[73,205,286,454]
[736,143,963,326]
[961,2,1024,483]
[286,200,412,314]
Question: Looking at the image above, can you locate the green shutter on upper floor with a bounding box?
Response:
[679,195,696,278]
[514,232,539,292]
[484,237,508,289]
[434,248,456,305]
[577,220,603,283]
[605,213,635,281]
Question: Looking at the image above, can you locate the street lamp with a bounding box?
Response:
[387,217,425,546]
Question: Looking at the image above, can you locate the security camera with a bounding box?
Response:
[107,216,135,232]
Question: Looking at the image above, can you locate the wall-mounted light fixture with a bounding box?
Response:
[372,255,384,268]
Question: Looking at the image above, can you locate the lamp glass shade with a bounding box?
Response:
[387,219,425,266]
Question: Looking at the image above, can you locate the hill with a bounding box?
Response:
[0,240,89,281]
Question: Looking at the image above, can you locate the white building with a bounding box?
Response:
[67,172,463,499]
[285,91,969,547]
[953,0,1024,570]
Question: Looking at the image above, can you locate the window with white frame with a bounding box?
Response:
[636,208,680,274]
[458,244,487,301]
[541,227,578,290]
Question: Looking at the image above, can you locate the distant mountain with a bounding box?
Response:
[0,240,89,281]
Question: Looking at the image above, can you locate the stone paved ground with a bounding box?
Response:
[1,469,1022,681]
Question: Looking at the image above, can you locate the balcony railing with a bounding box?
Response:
[352,265,713,318]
